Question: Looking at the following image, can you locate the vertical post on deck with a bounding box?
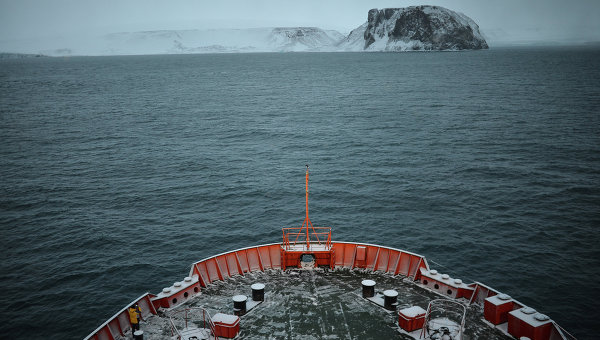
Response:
[303,165,311,250]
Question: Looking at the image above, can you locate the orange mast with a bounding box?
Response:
[281,166,331,252]
[302,164,312,250]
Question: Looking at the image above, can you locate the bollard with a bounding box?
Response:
[133,330,144,340]
[251,283,265,302]
[361,279,376,298]
[383,290,398,310]
[233,295,247,316]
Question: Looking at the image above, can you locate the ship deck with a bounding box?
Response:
[125,268,512,340]
[86,242,572,340]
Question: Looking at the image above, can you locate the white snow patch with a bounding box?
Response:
[400,306,427,318]
[212,312,239,324]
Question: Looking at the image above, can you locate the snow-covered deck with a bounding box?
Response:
[117,269,513,340]
[85,242,572,340]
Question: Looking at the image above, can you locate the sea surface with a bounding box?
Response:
[1,48,599,339]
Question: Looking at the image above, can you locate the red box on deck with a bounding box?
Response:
[398,306,427,332]
[507,307,552,340]
[484,294,514,325]
[212,313,240,338]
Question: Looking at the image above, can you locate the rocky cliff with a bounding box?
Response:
[361,6,488,51]
[1,6,488,55]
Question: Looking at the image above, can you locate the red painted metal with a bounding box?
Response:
[225,253,238,276]
[258,246,271,268]
[508,309,553,340]
[212,314,240,338]
[356,246,366,261]
[469,283,496,305]
[215,257,225,280]
[456,285,475,300]
[282,226,332,250]
[84,294,158,340]
[152,280,202,309]
[237,250,249,273]
[304,165,310,249]
[281,166,332,251]
[484,295,515,325]
[398,307,427,332]
[85,242,571,340]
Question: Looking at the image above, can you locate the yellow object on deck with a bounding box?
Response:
[128,307,139,324]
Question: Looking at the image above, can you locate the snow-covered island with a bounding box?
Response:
[0,6,488,56]
[362,6,488,51]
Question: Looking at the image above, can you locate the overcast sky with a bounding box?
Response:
[1,0,599,44]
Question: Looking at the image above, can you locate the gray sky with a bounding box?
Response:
[1,0,599,44]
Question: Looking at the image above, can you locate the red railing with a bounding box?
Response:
[282,226,332,250]
[168,317,183,339]
[83,293,157,340]
[85,241,575,340]
[280,165,332,251]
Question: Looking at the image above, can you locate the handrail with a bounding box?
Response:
[168,307,220,340]
[554,322,578,340]
[168,316,183,340]
[202,308,219,340]
[420,299,467,340]
[282,226,332,250]
[83,292,156,340]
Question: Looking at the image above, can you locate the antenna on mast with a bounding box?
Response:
[281,166,331,253]
[302,164,312,250]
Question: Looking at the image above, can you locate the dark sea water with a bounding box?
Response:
[1,48,599,339]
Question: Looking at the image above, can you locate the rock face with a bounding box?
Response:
[362,6,488,51]
[336,23,369,51]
